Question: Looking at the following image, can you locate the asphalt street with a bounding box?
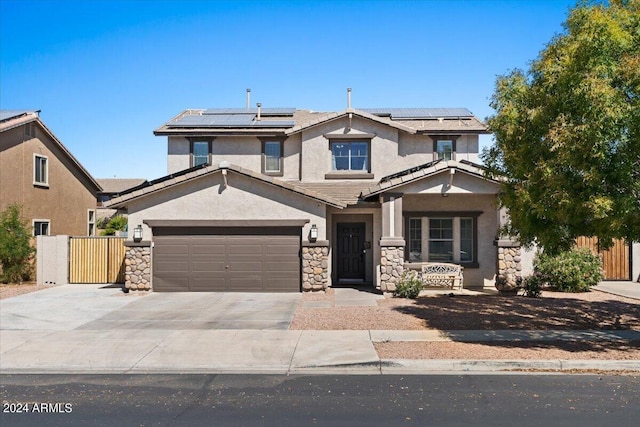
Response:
[1,374,639,427]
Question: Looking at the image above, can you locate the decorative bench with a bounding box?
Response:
[420,263,464,290]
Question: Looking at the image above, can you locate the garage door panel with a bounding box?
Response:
[154,261,190,273]
[154,277,189,292]
[191,261,226,272]
[154,243,189,255]
[190,277,227,291]
[153,227,301,292]
[228,245,264,256]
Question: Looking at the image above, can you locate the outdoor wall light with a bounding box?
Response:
[310,224,318,242]
[133,225,143,242]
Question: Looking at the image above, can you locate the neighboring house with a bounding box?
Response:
[0,110,101,237]
[97,178,147,223]
[105,94,637,292]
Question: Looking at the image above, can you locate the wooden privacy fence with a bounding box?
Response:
[69,237,126,283]
[576,237,630,281]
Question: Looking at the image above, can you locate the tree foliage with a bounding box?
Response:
[0,204,35,283]
[483,0,640,254]
[100,215,128,236]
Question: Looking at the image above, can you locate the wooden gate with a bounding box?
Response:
[576,237,630,281]
[69,237,126,283]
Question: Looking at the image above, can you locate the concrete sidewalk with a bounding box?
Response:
[2,327,639,374]
[594,281,640,301]
[1,284,639,374]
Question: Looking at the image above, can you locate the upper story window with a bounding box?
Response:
[261,139,284,176]
[331,141,369,172]
[436,140,453,160]
[190,139,212,167]
[33,220,50,236]
[88,210,96,236]
[430,135,459,161]
[25,123,36,138]
[34,154,48,186]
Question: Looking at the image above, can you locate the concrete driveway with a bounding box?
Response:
[0,284,382,374]
[0,284,301,331]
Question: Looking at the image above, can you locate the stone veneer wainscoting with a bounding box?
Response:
[302,241,329,291]
[124,243,151,291]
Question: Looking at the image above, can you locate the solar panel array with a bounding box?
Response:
[361,108,473,119]
[168,108,296,128]
[203,108,296,116]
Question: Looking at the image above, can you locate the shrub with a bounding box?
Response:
[393,270,423,299]
[0,204,35,283]
[534,247,603,292]
[520,274,543,298]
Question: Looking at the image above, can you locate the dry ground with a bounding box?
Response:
[291,288,640,361]
[0,282,58,300]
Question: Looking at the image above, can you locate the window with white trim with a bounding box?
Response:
[190,140,211,167]
[88,210,96,236]
[408,218,422,262]
[34,220,50,236]
[34,154,48,186]
[436,140,453,160]
[331,141,370,172]
[428,218,454,262]
[404,214,479,266]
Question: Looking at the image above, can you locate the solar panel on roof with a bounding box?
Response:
[361,108,473,119]
[166,114,295,128]
[168,114,255,127]
[203,108,295,116]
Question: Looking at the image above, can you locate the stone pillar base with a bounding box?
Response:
[379,238,405,292]
[495,240,522,292]
[124,242,151,291]
[302,241,329,291]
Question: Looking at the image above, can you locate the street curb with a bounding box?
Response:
[2,359,639,375]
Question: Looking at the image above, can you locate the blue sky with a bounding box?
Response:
[1,0,577,180]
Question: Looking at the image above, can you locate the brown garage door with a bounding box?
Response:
[152,227,301,292]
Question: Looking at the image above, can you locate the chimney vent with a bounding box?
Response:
[347,88,352,110]
[256,103,262,121]
[246,89,251,110]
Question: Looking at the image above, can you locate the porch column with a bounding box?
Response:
[380,193,405,292]
[124,241,152,291]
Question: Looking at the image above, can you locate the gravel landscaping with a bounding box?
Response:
[291,288,640,331]
[291,288,640,361]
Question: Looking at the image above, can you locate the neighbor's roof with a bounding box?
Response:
[0,109,40,123]
[0,109,102,192]
[154,107,488,136]
[97,178,148,194]
[360,160,499,199]
[104,163,347,209]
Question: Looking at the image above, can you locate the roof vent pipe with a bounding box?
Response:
[256,103,262,121]
[246,89,251,110]
[347,88,352,111]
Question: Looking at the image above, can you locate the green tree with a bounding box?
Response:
[483,0,640,254]
[0,204,35,283]
[101,215,128,236]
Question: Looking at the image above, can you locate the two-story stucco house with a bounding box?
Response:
[0,110,101,237]
[106,94,527,292]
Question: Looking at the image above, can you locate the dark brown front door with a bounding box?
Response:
[337,223,365,281]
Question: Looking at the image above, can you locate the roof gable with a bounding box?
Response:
[0,110,101,192]
[361,160,500,199]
